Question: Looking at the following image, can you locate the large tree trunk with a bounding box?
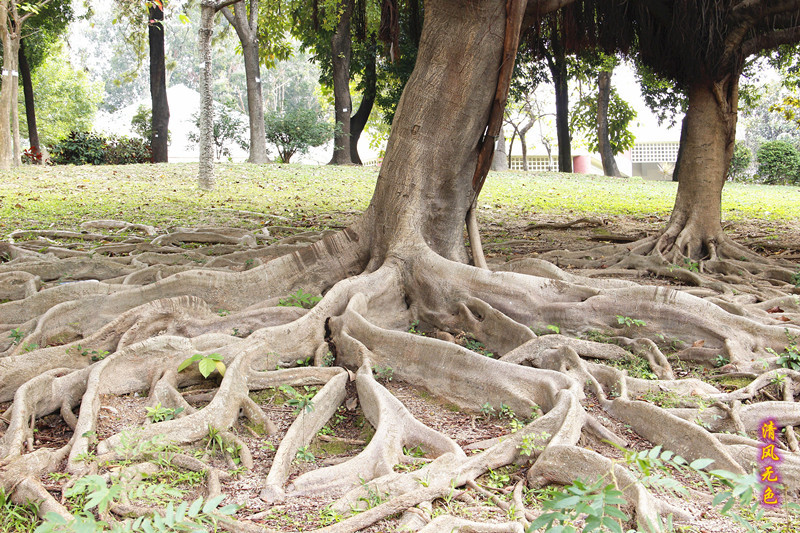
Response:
[328,0,354,165]
[657,77,738,260]
[365,0,507,263]
[149,3,170,163]
[198,3,216,189]
[597,68,621,177]
[19,41,39,157]
[222,1,269,164]
[349,38,377,166]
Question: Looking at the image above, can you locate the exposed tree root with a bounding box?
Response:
[1,221,799,532]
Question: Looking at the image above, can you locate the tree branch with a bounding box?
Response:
[742,25,800,57]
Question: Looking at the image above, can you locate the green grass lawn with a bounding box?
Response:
[1,163,798,237]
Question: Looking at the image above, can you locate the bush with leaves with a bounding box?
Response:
[50,132,152,165]
[727,141,752,181]
[756,140,800,184]
[188,106,248,160]
[264,107,334,163]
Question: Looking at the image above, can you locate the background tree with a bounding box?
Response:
[569,56,636,177]
[0,0,58,169]
[18,46,102,148]
[220,0,291,164]
[149,0,169,162]
[16,0,72,160]
[263,106,334,162]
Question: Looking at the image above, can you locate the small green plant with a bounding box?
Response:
[403,445,425,458]
[217,309,230,317]
[774,331,800,371]
[22,342,39,352]
[408,320,425,335]
[177,352,226,378]
[279,385,316,415]
[518,431,551,457]
[546,324,561,334]
[683,257,700,272]
[204,426,225,456]
[0,487,40,533]
[372,365,394,382]
[295,445,315,463]
[714,354,730,368]
[296,356,313,367]
[145,403,184,423]
[527,477,628,533]
[8,328,24,345]
[485,468,511,489]
[322,351,335,366]
[278,289,322,309]
[615,315,646,328]
[770,373,787,386]
[792,270,800,288]
[499,403,516,420]
[463,337,494,358]
[480,402,495,417]
[319,504,343,525]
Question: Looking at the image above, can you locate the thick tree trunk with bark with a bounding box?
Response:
[149,4,170,163]
[657,77,738,260]
[365,0,507,263]
[19,41,39,157]
[222,1,269,164]
[197,3,216,189]
[349,39,377,165]
[328,0,354,165]
[597,69,621,177]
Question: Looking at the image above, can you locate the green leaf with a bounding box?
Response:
[602,515,624,533]
[689,458,714,470]
[215,360,227,377]
[178,354,202,372]
[203,494,226,514]
[188,498,203,517]
[198,357,217,378]
[552,495,582,508]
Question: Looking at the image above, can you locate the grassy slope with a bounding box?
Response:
[1,163,798,237]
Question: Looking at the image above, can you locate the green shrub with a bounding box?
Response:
[50,131,107,165]
[727,141,751,181]
[264,107,334,163]
[756,140,800,184]
[50,132,151,165]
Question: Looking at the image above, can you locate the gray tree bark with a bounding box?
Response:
[221,0,269,164]
[198,2,216,189]
[491,126,508,171]
[328,0,355,165]
[597,69,622,177]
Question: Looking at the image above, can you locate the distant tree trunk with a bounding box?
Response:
[518,108,534,172]
[544,38,571,172]
[19,41,39,157]
[198,2,216,189]
[597,68,621,177]
[328,0,354,165]
[349,38,377,165]
[0,3,20,169]
[506,126,516,168]
[491,126,508,171]
[659,76,739,260]
[149,2,169,163]
[222,1,269,164]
